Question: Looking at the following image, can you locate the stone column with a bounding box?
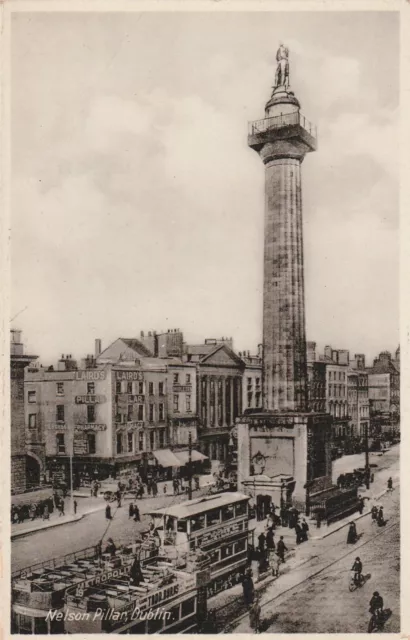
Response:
[237,422,250,491]
[230,378,234,425]
[222,376,227,427]
[206,376,211,429]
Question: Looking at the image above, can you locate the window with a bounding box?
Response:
[138,432,144,451]
[127,405,133,422]
[158,429,165,448]
[173,373,179,383]
[138,381,144,395]
[127,432,133,453]
[149,404,154,422]
[247,377,252,387]
[186,374,191,384]
[173,395,179,412]
[127,382,133,394]
[159,403,164,421]
[116,433,123,454]
[149,382,154,395]
[186,395,191,412]
[247,392,252,408]
[177,519,188,533]
[56,382,64,396]
[116,381,121,394]
[208,549,220,564]
[256,377,261,387]
[206,509,221,527]
[149,431,155,450]
[87,433,96,454]
[181,598,195,619]
[28,413,37,429]
[138,404,144,421]
[222,504,235,521]
[190,515,205,531]
[56,433,65,454]
[147,617,163,634]
[56,405,65,422]
[255,392,261,408]
[87,404,96,423]
[28,391,36,403]
[235,502,247,518]
[159,381,164,396]
[221,544,234,559]
[169,604,180,624]
[234,539,246,554]
[87,382,95,394]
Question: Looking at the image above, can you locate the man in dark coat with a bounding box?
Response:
[105,503,112,520]
[266,527,275,551]
[241,570,254,608]
[258,532,266,556]
[301,518,309,541]
[133,504,141,522]
[129,503,134,519]
[277,536,288,562]
[295,521,303,544]
[129,557,144,586]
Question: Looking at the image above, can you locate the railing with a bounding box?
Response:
[248,111,317,139]
[12,544,99,580]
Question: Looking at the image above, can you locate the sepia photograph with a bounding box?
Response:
[7,6,400,634]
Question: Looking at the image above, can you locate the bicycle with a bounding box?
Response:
[368,608,384,633]
[348,571,364,592]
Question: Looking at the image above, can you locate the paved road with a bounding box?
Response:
[228,487,400,633]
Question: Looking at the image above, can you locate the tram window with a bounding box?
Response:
[221,544,234,559]
[234,539,246,554]
[34,618,48,634]
[147,616,163,633]
[208,548,220,564]
[17,614,33,634]
[181,597,195,618]
[169,604,180,623]
[235,502,247,517]
[222,504,235,521]
[177,519,188,533]
[190,514,205,531]
[206,508,221,527]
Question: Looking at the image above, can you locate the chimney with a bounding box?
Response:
[140,331,144,338]
[324,345,332,360]
[95,339,102,358]
[257,344,263,359]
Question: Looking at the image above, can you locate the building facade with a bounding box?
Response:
[11,330,38,494]
[367,350,400,434]
[240,348,263,412]
[347,370,370,438]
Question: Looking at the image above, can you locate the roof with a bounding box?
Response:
[146,492,249,519]
[120,338,154,357]
[367,360,399,376]
[185,344,217,356]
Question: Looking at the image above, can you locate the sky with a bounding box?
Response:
[10,10,399,365]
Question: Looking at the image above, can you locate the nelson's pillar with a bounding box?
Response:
[237,45,333,512]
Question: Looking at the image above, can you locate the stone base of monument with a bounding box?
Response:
[236,411,334,512]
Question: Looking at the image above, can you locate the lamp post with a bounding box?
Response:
[188,430,192,500]
[364,422,370,490]
[70,429,75,515]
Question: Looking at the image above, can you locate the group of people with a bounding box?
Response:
[371,504,386,527]
[11,494,68,524]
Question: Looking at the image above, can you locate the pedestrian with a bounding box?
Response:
[387,477,393,491]
[371,505,378,524]
[241,570,254,608]
[30,504,36,521]
[266,526,275,551]
[129,503,134,519]
[147,480,152,497]
[73,500,77,515]
[163,483,167,495]
[133,504,141,522]
[105,537,116,556]
[60,499,65,516]
[347,521,357,544]
[117,492,122,508]
[277,536,287,562]
[295,521,303,544]
[258,531,266,556]
[43,504,49,520]
[152,480,158,498]
[358,496,365,515]
[194,475,200,491]
[377,506,385,527]
[301,518,309,541]
[270,552,281,577]
[249,595,262,633]
[251,546,261,582]
[105,503,112,520]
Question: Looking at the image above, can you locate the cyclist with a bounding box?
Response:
[351,557,363,585]
[369,591,384,620]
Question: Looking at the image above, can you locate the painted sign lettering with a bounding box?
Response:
[115,371,144,381]
[75,395,106,404]
[75,424,107,432]
[75,370,107,381]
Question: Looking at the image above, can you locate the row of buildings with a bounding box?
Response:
[11,328,400,494]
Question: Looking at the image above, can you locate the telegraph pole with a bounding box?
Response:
[364,422,370,490]
[70,431,75,514]
[188,430,192,500]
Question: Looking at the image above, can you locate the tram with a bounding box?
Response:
[147,491,253,596]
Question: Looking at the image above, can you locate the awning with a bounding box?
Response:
[11,488,54,507]
[152,449,183,467]
[173,450,208,464]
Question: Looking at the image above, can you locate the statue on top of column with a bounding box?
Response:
[274,43,289,90]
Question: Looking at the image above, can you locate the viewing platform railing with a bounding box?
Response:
[248,112,317,139]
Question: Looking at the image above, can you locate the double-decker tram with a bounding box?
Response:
[147,492,253,597]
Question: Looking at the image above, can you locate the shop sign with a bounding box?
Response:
[75,370,106,381]
[73,437,88,455]
[47,423,68,430]
[195,520,244,547]
[75,424,107,432]
[128,394,144,403]
[75,395,105,404]
[74,566,131,596]
[173,385,192,392]
[115,371,144,381]
[125,421,145,430]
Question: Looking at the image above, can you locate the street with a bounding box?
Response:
[227,487,399,633]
